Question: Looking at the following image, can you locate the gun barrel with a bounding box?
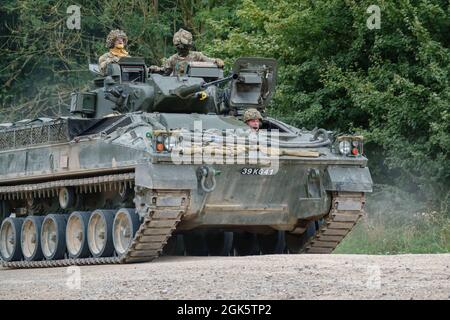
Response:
[174,84,203,98]
[173,73,238,98]
[201,73,238,89]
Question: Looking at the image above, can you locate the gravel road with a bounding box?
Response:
[1,254,449,300]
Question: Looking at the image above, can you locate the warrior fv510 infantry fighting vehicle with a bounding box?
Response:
[0,57,372,268]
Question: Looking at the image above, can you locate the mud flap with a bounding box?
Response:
[135,162,197,190]
[323,166,373,193]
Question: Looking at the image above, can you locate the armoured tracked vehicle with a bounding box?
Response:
[0,57,372,268]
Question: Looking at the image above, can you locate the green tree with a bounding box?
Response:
[0,0,448,210]
[198,0,450,209]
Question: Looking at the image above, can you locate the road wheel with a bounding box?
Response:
[113,208,140,256]
[205,231,233,256]
[184,231,208,256]
[257,230,285,254]
[66,211,91,258]
[0,217,24,261]
[41,214,69,260]
[233,232,259,256]
[21,216,45,261]
[87,209,115,257]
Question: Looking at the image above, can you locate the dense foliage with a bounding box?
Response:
[0,0,449,211]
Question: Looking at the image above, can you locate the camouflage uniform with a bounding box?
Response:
[98,29,130,75]
[150,28,224,76]
[163,51,221,76]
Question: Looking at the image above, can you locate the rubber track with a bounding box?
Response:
[303,191,365,254]
[1,175,188,269]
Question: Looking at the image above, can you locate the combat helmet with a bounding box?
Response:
[173,28,193,47]
[106,29,128,48]
[243,108,263,122]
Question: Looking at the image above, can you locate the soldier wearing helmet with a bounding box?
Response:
[243,108,263,132]
[149,28,224,76]
[98,29,130,75]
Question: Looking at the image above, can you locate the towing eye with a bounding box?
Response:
[197,166,220,193]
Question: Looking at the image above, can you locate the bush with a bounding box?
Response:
[335,185,450,254]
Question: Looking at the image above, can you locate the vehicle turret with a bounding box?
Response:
[71,57,276,118]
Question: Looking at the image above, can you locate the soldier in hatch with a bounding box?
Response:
[243,108,263,133]
[98,29,130,75]
[149,28,224,76]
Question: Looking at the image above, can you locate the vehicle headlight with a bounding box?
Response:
[153,131,182,153]
[163,135,177,152]
[338,140,351,155]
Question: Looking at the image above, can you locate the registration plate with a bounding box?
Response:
[240,168,274,175]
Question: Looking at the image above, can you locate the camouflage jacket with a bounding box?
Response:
[163,51,216,76]
[98,52,130,75]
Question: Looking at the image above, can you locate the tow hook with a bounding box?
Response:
[197,166,220,193]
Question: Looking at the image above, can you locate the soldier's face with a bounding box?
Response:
[246,119,260,131]
[115,38,125,48]
[176,44,190,56]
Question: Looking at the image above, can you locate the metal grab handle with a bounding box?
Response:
[311,128,329,142]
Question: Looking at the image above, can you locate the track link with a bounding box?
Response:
[121,190,188,264]
[304,191,365,254]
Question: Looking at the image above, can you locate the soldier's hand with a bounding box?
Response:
[148,65,163,73]
[215,58,224,68]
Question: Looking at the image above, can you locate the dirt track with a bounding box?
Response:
[1,254,449,300]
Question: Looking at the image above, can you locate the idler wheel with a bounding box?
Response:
[0,217,24,261]
[87,209,116,257]
[21,216,45,261]
[184,231,208,256]
[41,214,69,260]
[205,231,233,256]
[233,232,260,256]
[66,211,91,258]
[112,208,140,256]
[257,230,286,254]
